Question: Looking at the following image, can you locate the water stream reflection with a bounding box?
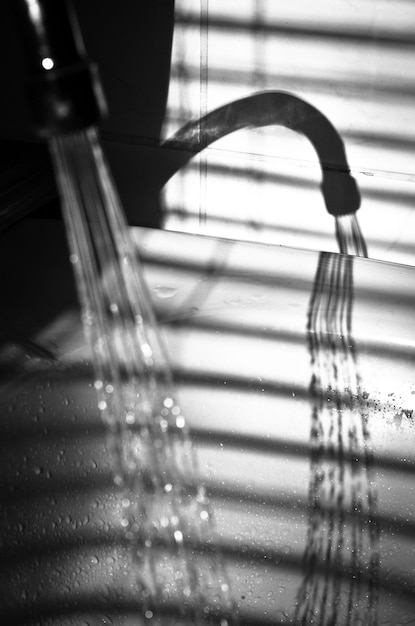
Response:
[295,251,379,625]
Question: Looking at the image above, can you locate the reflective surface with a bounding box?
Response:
[162,0,415,266]
[1,220,415,624]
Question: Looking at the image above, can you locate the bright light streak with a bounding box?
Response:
[27,0,41,22]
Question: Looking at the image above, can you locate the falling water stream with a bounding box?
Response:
[49,127,237,625]
[294,216,379,625]
[46,118,382,625]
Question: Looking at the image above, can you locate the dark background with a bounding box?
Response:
[0,0,176,227]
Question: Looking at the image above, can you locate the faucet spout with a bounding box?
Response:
[10,0,106,136]
[162,91,360,217]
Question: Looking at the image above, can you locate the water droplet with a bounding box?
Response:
[126,411,135,424]
[153,285,178,299]
[142,343,152,358]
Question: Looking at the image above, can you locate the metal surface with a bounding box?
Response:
[0,219,414,623]
[10,0,106,135]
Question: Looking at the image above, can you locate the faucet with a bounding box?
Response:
[9,0,106,136]
[9,3,361,223]
[161,91,361,218]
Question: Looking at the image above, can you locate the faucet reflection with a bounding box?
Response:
[161,91,362,245]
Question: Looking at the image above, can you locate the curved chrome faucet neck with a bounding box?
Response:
[162,91,360,217]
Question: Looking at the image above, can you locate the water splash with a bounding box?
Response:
[295,216,379,625]
[49,127,237,624]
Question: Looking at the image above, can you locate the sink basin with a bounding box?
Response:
[1,219,414,624]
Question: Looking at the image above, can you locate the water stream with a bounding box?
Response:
[49,127,237,624]
[294,216,379,625]
[47,120,383,624]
